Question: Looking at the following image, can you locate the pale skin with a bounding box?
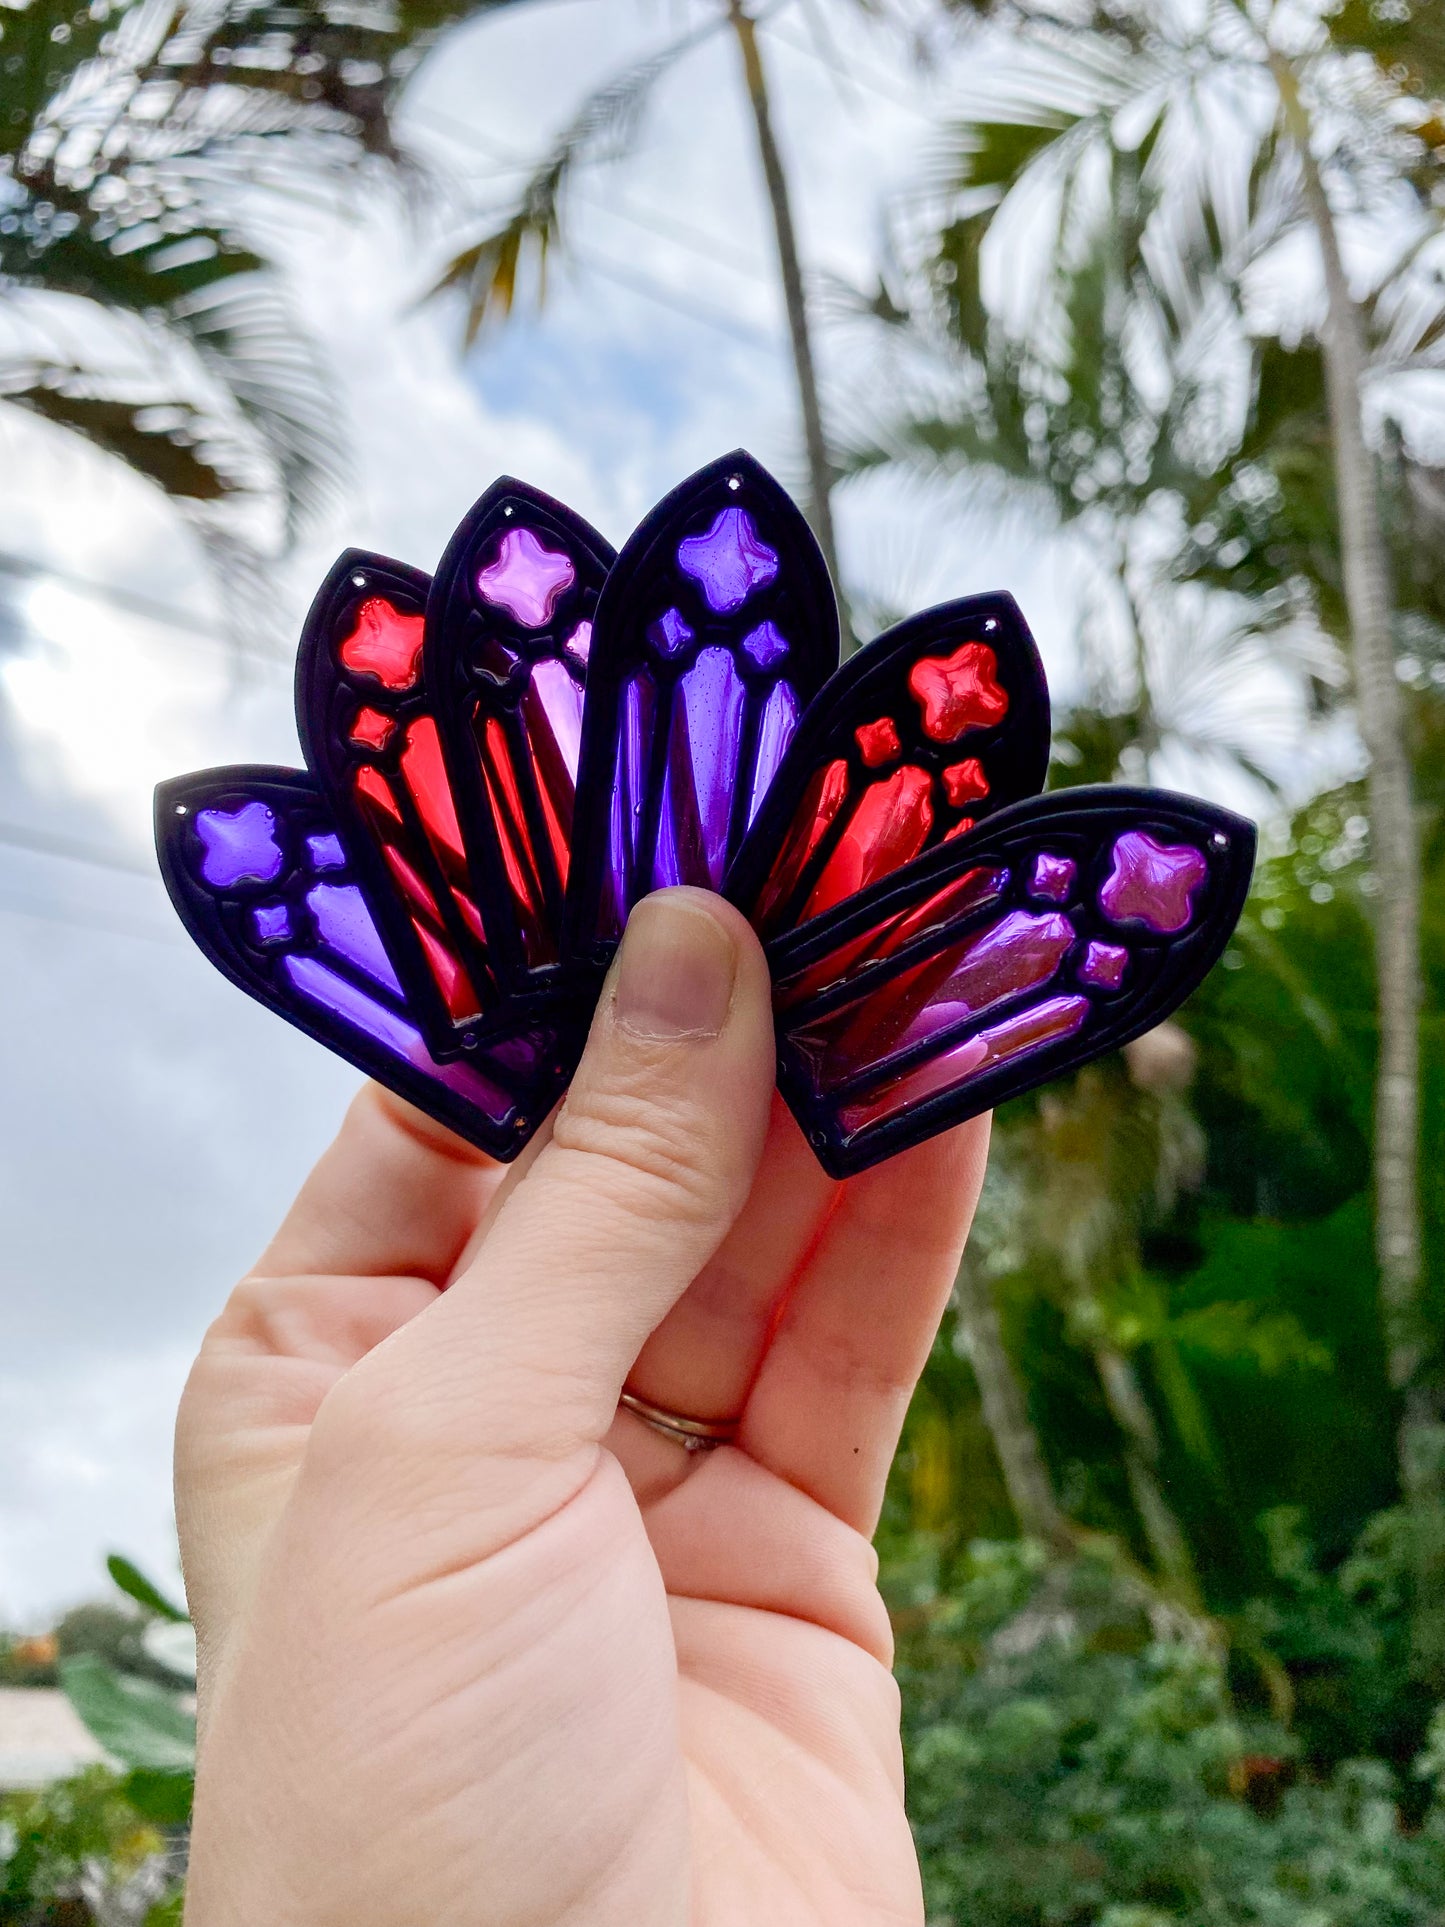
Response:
[177,886,991,1927]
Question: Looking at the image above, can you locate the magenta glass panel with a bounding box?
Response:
[837,994,1091,1138]
[475,527,576,627]
[653,646,748,889]
[1079,940,1128,988]
[1099,831,1207,933]
[788,909,1074,1092]
[526,656,585,784]
[1029,852,1075,902]
[748,679,801,827]
[283,955,513,1119]
[677,506,779,613]
[566,621,592,663]
[648,607,694,657]
[306,881,404,995]
[196,803,283,889]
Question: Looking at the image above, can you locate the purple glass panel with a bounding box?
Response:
[252,902,291,944]
[1099,831,1207,933]
[648,607,694,658]
[566,621,593,663]
[306,881,404,995]
[475,527,577,627]
[1079,940,1128,988]
[195,802,283,889]
[283,955,513,1119]
[528,656,585,782]
[603,670,657,934]
[1029,852,1076,902]
[748,679,801,827]
[837,995,1091,1138]
[790,910,1074,1091]
[652,646,748,890]
[307,831,346,872]
[741,620,788,668]
[677,507,779,614]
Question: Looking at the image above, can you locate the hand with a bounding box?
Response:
[176,887,989,1927]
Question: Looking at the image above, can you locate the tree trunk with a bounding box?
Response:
[954,1259,1075,1555]
[725,0,849,633]
[1273,56,1442,1680]
[1093,1340,1200,1608]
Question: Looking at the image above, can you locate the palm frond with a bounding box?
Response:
[427,25,715,342]
[1,366,237,500]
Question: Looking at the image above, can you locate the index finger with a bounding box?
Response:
[737,1116,991,1534]
[254,1081,506,1286]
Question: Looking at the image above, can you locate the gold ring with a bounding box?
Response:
[619,1390,739,1452]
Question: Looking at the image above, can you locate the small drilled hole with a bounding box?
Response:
[350,572,366,588]
[727,474,742,491]
[503,504,515,517]
[174,804,188,816]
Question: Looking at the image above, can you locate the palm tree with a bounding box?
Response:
[0,0,521,588]
[844,0,1445,1680]
[427,0,848,610]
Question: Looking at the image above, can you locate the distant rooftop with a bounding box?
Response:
[0,1686,112,1787]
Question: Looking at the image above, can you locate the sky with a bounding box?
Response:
[0,0,1340,1622]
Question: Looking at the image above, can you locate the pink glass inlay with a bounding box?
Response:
[565,621,592,663]
[790,910,1074,1091]
[1078,940,1128,988]
[653,646,748,889]
[774,866,1009,1009]
[1099,831,1207,933]
[196,802,283,889]
[1029,853,1076,902]
[476,527,576,627]
[837,995,1091,1137]
[677,506,778,613]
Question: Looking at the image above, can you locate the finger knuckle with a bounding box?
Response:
[554,1075,727,1228]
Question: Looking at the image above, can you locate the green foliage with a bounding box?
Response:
[104,1562,185,1627]
[0,1767,173,1924]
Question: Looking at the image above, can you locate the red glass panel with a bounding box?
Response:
[774,865,1007,1009]
[754,758,851,934]
[478,716,554,965]
[945,816,976,840]
[355,763,401,822]
[338,597,425,690]
[350,706,395,750]
[908,643,1008,742]
[399,719,465,863]
[802,765,934,921]
[942,758,988,806]
[411,918,478,1022]
[855,717,901,767]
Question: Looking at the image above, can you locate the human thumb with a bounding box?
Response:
[311,887,776,1500]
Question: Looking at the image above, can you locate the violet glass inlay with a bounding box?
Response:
[307,832,345,872]
[306,881,403,995]
[252,902,291,944]
[196,802,283,889]
[1099,831,1207,933]
[648,607,694,658]
[283,955,513,1118]
[1079,940,1128,989]
[741,620,788,668]
[1029,852,1076,902]
[677,507,778,614]
[476,527,576,627]
[748,679,801,826]
[604,670,656,930]
[565,621,592,663]
[653,646,747,889]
